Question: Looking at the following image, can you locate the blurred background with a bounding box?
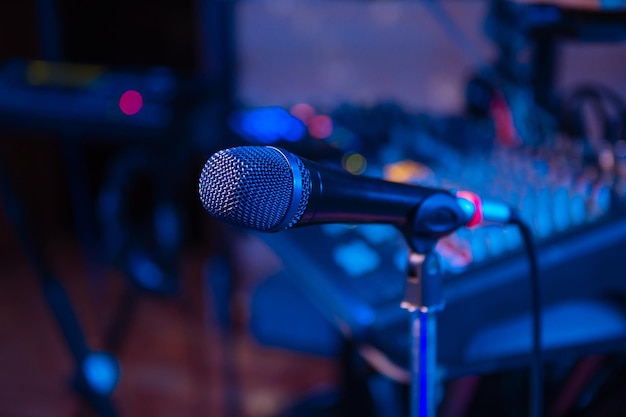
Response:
[2,1,626,416]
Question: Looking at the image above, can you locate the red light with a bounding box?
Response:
[119,90,143,116]
[308,115,333,139]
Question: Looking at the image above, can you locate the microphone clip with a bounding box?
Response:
[403,192,469,254]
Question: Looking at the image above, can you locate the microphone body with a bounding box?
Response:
[199,146,474,239]
[299,157,445,227]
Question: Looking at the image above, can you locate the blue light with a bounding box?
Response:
[570,194,587,225]
[357,224,398,245]
[333,240,381,277]
[527,6,561,26]
[155,204,180,252]
[486,227,507,257]
[394,247,409,272]
[82,352,119,395]
[283,114,306,142]
[596,186,612,213]
[230,106,306,144]
[535,208,553,238]
[469,228,489,263]
[321,224,350,237]
[242,108,279,143]
[128,250,165,290]
[602,0,626,9]
[552,187,570,232]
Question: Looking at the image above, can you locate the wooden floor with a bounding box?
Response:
[0,238,337,417]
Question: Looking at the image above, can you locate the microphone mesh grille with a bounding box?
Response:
[199,146,310,232]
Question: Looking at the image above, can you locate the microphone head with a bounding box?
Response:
[199,146,311,232]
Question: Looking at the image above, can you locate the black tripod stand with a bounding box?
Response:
[0,163,120,417]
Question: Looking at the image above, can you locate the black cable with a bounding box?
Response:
[510,213,543,417]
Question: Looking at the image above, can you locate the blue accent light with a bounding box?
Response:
[552,187,570,232]
[82,352,119,395]
[128,250,165,290]
[145,67,177,97]
[503,225,522,251]
[601,0,626,9]
[570,194,587,225]
[532,159,550,176]
[321,224,350,237]
[596,186,612,213]
[482,200,512,224]
[357,224,398,245]
[469,228,489,263]
[333,240,381,277]
[154,204,179,251]
[283,115,306,142]
[535,209,553,238]
[230,106,306,144]
[457,198,476,222]
[486,228,507,257]
[394,248,409,272]
[527,6,561,26]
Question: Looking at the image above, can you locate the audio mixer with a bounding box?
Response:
[246,105,626,376]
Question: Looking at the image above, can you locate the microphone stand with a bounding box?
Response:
[399,192,469,417]
[401,248,443,417]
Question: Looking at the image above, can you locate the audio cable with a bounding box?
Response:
[510,212,543,417]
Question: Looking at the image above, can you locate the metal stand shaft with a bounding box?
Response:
[402,251,444,417]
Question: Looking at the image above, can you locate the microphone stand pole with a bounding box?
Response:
[401,248,444,417]
[397,191,472,417]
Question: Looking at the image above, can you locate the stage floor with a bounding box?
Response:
[0,239,336,417]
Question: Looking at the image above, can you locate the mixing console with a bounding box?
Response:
[248,105,626,376]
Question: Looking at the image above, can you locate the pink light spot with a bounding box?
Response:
[308,115,333,139]
[290,103,315,123]
[119,90,143,116]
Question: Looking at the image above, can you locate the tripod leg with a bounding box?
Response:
[0,163,120,417]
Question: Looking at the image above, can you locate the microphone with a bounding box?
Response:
[198,146,513,235]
